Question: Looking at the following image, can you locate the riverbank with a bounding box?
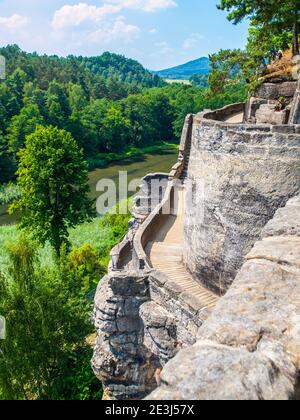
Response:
[87,142,179,169]
[0,145,179,274]
[0,146,178,226]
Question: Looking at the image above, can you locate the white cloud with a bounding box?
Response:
[50,1,176,51]
[52,1,177,30]
[52,3,119,30]
[52,3,142,46]
[155,41,173,54]
[88,16,140,43]
[0,14,29,30]
[106,0,177,12]
[182,33,205,50]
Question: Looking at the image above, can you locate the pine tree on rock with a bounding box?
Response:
[218,0,300,56]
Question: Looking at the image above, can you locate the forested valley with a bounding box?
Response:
[0,44,247,400]
[0,45,246,185]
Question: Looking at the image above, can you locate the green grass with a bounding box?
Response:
[88,141,179,169]
[0,206,131,274]
[0,224,19,272]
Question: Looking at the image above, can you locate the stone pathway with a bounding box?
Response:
[146,185,219,309]
[223,112,244,124]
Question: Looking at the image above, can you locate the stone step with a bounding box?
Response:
[151,251,183,258]
[151,248,183,254]
[146,186,219,312]
[152,254,183,259]
[152,243,183,248]
[153,247,183,252]
[151,252,183,258]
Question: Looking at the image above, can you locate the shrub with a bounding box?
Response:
[0,183,21,205]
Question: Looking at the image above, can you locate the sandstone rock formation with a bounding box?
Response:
[184,116,300,294]
[289,78,300,124]
[245,79,298,125]
[148,196,300,400]
[92,83,300,400]
[92,271,159,400]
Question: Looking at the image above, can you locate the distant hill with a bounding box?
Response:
[153,57,210,80]
[81,51,164,87]
[0,45,164,89]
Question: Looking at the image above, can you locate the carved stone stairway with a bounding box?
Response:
[146,186,219,310]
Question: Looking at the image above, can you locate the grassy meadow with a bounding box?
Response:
[0,208,131,276]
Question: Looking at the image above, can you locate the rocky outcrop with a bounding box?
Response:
[93,93,300,401]
[92,268,213,399]
[256,81,297,100]
[245,79,297,125]
[255,103,289,125]
[184,116,300,294]
[92,270,159,400]
[148,196,300,400]
[289,79,300,124]
[132,173,169,223]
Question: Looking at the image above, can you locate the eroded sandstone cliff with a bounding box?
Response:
[148,196,300,400]
[184,117,300,294]
[92,85,300,400]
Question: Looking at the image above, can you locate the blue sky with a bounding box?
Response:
[0,0,248,70]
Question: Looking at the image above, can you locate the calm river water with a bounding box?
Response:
[0,150,178,225]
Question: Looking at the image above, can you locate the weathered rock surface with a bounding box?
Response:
[147,341,295,400]
[133,173,169,219]
[256,82,297,100]
[92,271,160,400]
[92,268,212,399]
[256,103,289,125]
[93,96,300,400]
[262,196,300,237]
[148,196,300,400]
[289,79,300,124]
[184,118,300,293]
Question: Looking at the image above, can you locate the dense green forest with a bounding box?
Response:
[0,45,246,187]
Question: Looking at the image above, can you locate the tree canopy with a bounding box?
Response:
[218,0,300,55]
[0,236,102,400]
[11,126,93,255]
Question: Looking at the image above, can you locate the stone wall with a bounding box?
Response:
[92,268,213,399]
[201,102,245,122]
[92,270,157,400]
[148,196,300,400]
[184,116,300,294]
[132,173,169,223]
[244,80,297,125]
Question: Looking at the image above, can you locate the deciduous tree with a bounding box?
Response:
[11,126,93,256]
